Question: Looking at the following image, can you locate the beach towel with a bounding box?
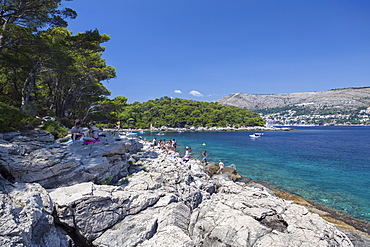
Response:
[84,139,100,144]
[61,140,74,145]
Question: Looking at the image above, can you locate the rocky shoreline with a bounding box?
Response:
[253,181,370,240]
[105,125,294,133]
[0,130,369,246]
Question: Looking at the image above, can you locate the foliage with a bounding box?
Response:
[100,175,114,185]
[80,96,127,124]
[114,97,265,128]
[0,102,39,133]
[40,120,68,138]
[119,178,129,185]
[0,0,77,29]
[59,117,74,129]
[0,1,116,123]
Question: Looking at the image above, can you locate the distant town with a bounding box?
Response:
[261,106,370,126]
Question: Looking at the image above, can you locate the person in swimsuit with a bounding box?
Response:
[218,160,224,174]
[71,119,83,142]
[202,151,207,164]
[81,121,99,142]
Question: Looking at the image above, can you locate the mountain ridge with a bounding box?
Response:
[216,87,370,112]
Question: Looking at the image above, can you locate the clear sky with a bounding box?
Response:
[63,0,370,103]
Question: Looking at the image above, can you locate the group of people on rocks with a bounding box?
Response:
[150,138,178,154]
[71,119,100,143]
[72,120,227,172]
[149,137,224,174]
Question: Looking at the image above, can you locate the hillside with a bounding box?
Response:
[116,97,265,128]
[216,87,370,125]
[216,87,370,111]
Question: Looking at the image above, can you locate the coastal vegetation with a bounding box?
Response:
[0,0,115,128]
[40,120,68,138]
[0,1,264,133]
[0,102,39,133]
[103,96,265,129]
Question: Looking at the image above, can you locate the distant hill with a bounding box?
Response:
[115,97,265,128]
[216,87,370,113]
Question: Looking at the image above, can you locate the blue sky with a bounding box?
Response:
[63,0,370,103]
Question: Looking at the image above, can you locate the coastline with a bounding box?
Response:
[194,157,370,241]
[252,180,370,238]
[152,126,370,239]
[105,124,370,134]
[2,130,368,246]
[194,155,370,239]
[140,138,370,245]
[141,135,370,240]
[104,125,295,133]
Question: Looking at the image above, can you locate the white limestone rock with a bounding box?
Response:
[0,130,141,189]
[138,225,196,247]
[0,176,73,246]
[48,182,161,243]
[92,207,159,247]
[188,179,354,247]
[0,133,361,246]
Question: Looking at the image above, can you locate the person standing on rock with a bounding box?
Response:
[187,146,192,158]
[172,139,177,152]
[183,146,191,162]
[151,138,157,149]
[218,160,224,174]
[201,151,207,164]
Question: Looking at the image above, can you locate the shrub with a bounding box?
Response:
[119,177,129,185]
[41,121,68,139]
[100,175,114,185]
[0,103,39,133]
[97,123,115,129]
[59,118,74,129]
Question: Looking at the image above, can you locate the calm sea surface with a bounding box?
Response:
[141,126,370,223]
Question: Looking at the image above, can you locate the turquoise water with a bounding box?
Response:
[141,126,370,223]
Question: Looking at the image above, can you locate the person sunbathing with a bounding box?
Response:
[71,119,84,142]
[81,121,100,143]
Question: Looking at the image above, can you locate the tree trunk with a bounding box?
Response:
[21,71,35,113]
[20,62,41,113]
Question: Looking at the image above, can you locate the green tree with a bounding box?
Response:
[112,97,265,129]
[0,0,77,51]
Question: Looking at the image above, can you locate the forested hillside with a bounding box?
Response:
[114,97,265,129]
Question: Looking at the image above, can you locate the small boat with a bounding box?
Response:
[249,133,263,138]
[119,132,137,138]
[156,132,165,136]
[126,132,137,137]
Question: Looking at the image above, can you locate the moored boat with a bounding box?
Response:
[249,133,263,138]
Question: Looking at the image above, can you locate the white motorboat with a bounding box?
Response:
[249,133,263,138]
[126,132,137,137]
[119,132,137,138]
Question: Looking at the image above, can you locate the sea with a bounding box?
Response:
[140,126,370,224]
